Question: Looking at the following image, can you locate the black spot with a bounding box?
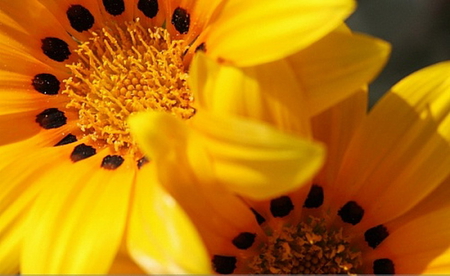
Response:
[365,225,389,249]
[373,258,395,274]
[54,134,77,146]
[195,42,206,52]
[303,184,324,208]
[41,37,71,62]
[171,7,190,34]
[35,108,67,129]
[137,156,149,169]
[32,73,60,95]
[212,255,236,274]
[102,0,125,15]
[101,155,124,170]
[250,208,266,225]
[270,196,294,218]
[66,5,95,32]
[70,143,96,162]
[338,201,365,225]
[138,0,158,18]
[232,232,256,250]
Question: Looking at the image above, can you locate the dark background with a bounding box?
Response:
[346,0,450,106]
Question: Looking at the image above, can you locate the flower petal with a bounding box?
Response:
[22,150,134,273]
[368,204,450,274]
[128,164,211,274]
[204,0,355,66]
[287,30,390,116]
[190,53,311,137]
[328,63,450,229]
[129,111,325,200]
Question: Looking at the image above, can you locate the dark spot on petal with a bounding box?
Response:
[338,201,364,225]
[35,108,67,129]
[212,255,236,274]
[102,0,125,15]
[365,225,389,249]
[195,42,206,52]
[232,232,256,250]
[373,258,395,274]
[303,184,324,208]
[101,155,124,170]
[171,7,190,34]
[41,37,71,62]
[66,5,95,32]
[138,0,158,18]
[54,134,77,146]
[250,208,266,225]
[270,196,294,218]
[70,143,96,162]
[137,156,149,169]
[32,73,60,95]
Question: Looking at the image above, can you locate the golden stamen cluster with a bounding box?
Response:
[63,20,195,154]
[249,216,362,274]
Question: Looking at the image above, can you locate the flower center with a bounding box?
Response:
[249,216,362,274]
[63,20,195,155]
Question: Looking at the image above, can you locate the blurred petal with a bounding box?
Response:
[128,164,211,274]
[129,111,325,200]
[205,0,355,66]
[190,53,311,137]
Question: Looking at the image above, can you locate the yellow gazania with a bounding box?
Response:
[0,0,389,274]
[132,61,450,274]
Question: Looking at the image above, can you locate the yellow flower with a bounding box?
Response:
[132,61,450,274]
[0,0,389,274]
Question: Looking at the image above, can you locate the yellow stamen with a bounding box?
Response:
[63,20,195,155]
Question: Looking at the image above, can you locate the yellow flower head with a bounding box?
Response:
[133,61,450,274]
[0,0,390,274]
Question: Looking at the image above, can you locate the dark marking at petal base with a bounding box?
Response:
[373,258,395,274]
[41,37,71,62]
[270,196,294,218]
[338,201,364,225]
[303,184,324,208]
[138,0,158,18]
[195,42,206,52]
[171,7,190,34]
[54,134,77,146]
[102,0,125,15]
[137,156,149,169]
[212,255,236,274]
[101,155,124,170]
[35,108,67,129]
[32,73,60,95]
[70,143,96,162]
[365,224,389,249]
[232,232,256,250]
[250,208,266,225]
[67,5,95,32]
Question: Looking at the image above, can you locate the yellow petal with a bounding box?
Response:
[128,164,211,274]
[389,61,450,141]
[22,151,134,273]
[205,0,355,66]
[368,205,450,274]
[287,30,390,116]
[190,52,311,137]
[328,77,450,230]
[129,111,325,200]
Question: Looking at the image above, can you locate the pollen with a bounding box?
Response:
[63,20,194,155]
[249,216,362,274]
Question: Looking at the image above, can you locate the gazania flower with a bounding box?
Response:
[0,0,389,274]
[132,61,450,274]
